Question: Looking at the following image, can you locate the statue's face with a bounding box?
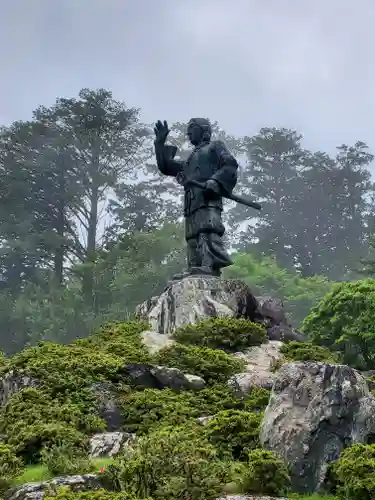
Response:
[187,122,203,146]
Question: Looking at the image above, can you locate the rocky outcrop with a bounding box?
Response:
[260,361,375,493]
[255,296,305,342]
[141,329,175,353]
[89,431,136,458]
[229,341,283,394]
[135,277,258,335]
[4,474,103,500]
[135,277,304,345]
[0,371,39,408]
[123,363,206,391]
[89,382,123,431]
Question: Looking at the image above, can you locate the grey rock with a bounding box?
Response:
[89,431,136,458]
[229,371,275,394]
[141,329,175,354]
[4,474,102,500]
[229,341,283,394]
[197,415,214,425]
[135,277,258,335]
[0,371,39,408]
[89,382,123,431]
[260,361,375,493]
[123,363,206,391]
[255,296,306,342]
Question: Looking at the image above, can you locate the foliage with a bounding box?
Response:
[302,279,375,369]
[45,489,148,500]
[120,384,247,435]
[103,425,233,500]
[241,449,290,496]
[332,443,375,499]
[202,410,262,460]
[153,343,246,383]
[225,252,334,326]
[41,441,93,476]
[173,317,267,352]
[0,321,150,464]
[229,128,374,281]
[0,444,24,494]
[9,320,150,394]
[280,341,340,364]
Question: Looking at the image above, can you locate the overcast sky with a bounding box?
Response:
[1,0,375,155]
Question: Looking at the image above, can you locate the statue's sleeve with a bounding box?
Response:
[154,143,184,177]
[211,140,238,194]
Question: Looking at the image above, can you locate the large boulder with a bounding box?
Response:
[4,474,103,500]
[260,361,375,493]
[89,431,136,458]
[0,371,39,408]
[89,382,123,432]
[135,277,258,335]
[229,341,283,394]
[123,363,206,391]
[135,277,302,344]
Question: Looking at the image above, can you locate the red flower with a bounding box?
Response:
[99,467,105,473]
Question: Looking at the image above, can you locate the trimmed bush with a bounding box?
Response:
[173,317,267,352]
[120,384,247,434]
[333,443,375,499]
[243,387,270,412]
[0,387,101,463]
[202,410,262,460]
[9,320,151,395]
[0,444,24,494]
[154,343,245,383]
[242,448,290,496]
[103,425,232,500]
[301,279,375,369]
[280,341,339,364]
[41,441,93,476]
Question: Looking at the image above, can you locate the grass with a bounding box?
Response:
[289,495,336,500]
[12,457,114,486]
[11,460,337,500]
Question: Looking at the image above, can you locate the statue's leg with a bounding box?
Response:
[170,216,200,281]
[198,231,233,274]
[189,208,232,277]
[187,237,200,270]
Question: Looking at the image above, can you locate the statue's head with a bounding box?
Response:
[187,118,212,146]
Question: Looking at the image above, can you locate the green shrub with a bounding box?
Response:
[302,279,375,369]
[8,421,88,464]
[0,388,101,463]
[332,443,375,499]
[154,343,245,383]
[0,444,24,494]
[202,410,262,460]
[120,384,254,435]
[45,488,149,500]
[243,387,271,412]
[103,426,232,500]
[242,448,290,496]
[41,441,93,476]
[280,341,339,364]
[173,317,267,352]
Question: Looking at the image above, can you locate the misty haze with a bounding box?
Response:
[1,1,375,499]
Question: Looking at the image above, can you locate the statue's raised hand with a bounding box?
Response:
[154,120,170,144]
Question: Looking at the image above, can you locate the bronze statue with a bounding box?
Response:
[154,118,260,280]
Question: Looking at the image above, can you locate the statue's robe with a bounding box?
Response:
[156,140,238,275]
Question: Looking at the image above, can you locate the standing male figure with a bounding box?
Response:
[154,118,238,278]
